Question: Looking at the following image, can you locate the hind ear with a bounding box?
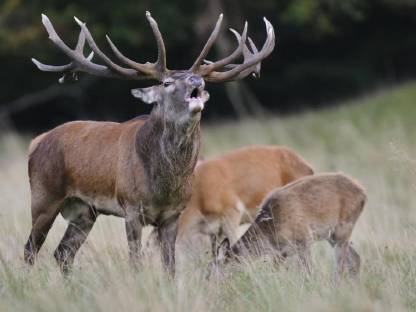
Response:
[216,238,231,262]
[131,86,161,104]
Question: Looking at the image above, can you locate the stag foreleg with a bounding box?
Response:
[125,209,144,266]
[158,217,179,276]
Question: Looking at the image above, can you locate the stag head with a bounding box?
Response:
[32,12,275,120]
[131,72,209,122]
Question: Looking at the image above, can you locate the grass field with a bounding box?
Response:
[1,82,416,311]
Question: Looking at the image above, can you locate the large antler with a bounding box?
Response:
[191,16,275,82]
[32,12,168,83]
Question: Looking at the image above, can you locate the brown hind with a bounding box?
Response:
[176,145,313,270]
[215,173,366,284]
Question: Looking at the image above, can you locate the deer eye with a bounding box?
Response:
[163,81,173,87]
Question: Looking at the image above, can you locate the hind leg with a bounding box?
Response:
[24,196,63,266]
[298,247,312,276]
[335,197,365,282]
[345,243,361,279]
[284,227,313,276]
[176,209,208,270]
[210,233,220,260]
[207,210,241,271]
[220,209,242,247]
[54,205,97,274]
[329,221,355,285]
[287,239,312,276]
[334,242,350,285]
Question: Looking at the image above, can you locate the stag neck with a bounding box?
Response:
[135,109,201,208]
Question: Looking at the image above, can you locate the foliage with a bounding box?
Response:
[0,0,416,131]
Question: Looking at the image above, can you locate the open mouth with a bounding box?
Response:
[185,87,208,114]
[190,88,199,98]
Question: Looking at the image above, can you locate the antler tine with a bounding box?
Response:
[74,16,141,79]
[203,37,255,67]
[75,29,95,61]
[248,37,259,54]
[145,11,167,74]
[204,37,260,76]
[203,22,248,74]
[32,25,94,83]
[105,35,154,76]
[32,14,79,75]
[203,17,275,82]
[246,37,261,77]
[41,14,77,59]
[32,14,141,82]
[31,57,73,73]
[104,11,167,79]
[190,13,223,72]
[212,35,261,78]
[75,29,86,52]
[75,28,95,62]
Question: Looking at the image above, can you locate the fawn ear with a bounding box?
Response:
[131,86,161,104]
[216,238,231,262]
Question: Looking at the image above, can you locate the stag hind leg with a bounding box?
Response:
[54,200,97,274]
[24,195,63,266]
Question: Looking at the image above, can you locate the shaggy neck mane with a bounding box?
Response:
[136,109,201,207]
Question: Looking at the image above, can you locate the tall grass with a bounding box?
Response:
[1,82,416,311]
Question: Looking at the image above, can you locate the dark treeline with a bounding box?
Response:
[1,0,415,132]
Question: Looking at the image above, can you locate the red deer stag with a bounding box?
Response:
[215,173,366,283]
[176,145,313,265]
[25,12,275,274]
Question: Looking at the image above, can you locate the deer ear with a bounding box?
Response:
[131,86,161,104]
[216,238,231,262]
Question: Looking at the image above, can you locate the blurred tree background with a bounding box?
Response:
[0,0,415,133]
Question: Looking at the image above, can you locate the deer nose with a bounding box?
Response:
[188,76,204,89]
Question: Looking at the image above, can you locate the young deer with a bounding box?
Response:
[176,145,314,265]
[26,12,275,274]
[215,173,366,283]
